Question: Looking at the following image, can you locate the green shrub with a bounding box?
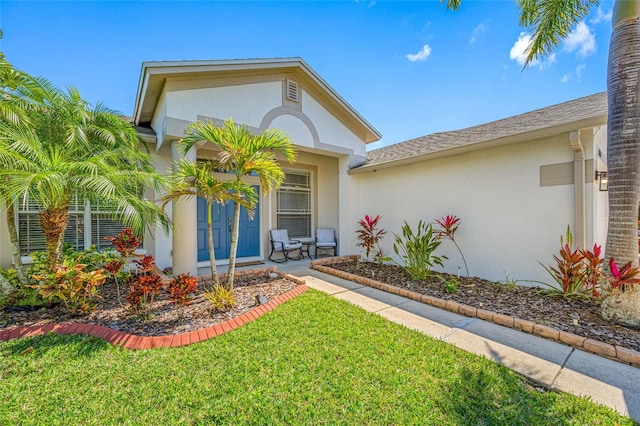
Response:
[204,285,236,312]
[444,277,459,294]
[386,220,446,280]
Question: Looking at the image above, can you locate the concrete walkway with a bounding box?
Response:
[272,264,640,421]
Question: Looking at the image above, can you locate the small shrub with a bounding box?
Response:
[166,273,199,320]
[126,255,163,319]
[356,214,387,263]
[500,272,520,290]
[32,262,107,314]
[539,227,604,299]
[444,277,459,294]
[434,214,469,276]
[608,258,640,291]
[203,285,236,312]
[386,220,446,281]
[104,228,141,258]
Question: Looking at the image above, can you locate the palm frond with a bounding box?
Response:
[517,0,596,66]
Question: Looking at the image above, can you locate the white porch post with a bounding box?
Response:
[171,141,198,276]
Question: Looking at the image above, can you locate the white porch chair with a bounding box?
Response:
[315,228,337,258]
[269,229,303,263]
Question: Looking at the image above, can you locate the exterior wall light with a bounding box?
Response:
[595,171,608,191]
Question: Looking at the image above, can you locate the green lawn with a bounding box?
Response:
[0,290,633,425]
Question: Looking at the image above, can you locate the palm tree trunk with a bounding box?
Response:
[5,201,27,284]
[225,201,241,291]
[605,1,640,268]
[207,201,219,287]
[601,1,640,327]
[40,206,69,273]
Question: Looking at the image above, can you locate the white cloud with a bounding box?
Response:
[564,21,596,57]
[509,32,537,66]
[590,7,612,24]
[406,44,432,62]
[469,23,487,44]
[576,63,587,82]
[560,74,569,83]
[509,32,555,69]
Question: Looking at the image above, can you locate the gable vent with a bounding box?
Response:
[286,79,300,102]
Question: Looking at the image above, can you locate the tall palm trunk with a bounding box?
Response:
[601,0,640,328]
[40,206,69,273]
[225,201,241,291]
[206,201,220,287]
[5,201,27,284]
[605,1,640,268]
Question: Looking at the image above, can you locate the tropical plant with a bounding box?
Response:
[355,214,387,262]
[203,285,236,312]
[126,255,163,320]
[434,214,468,276]
[0,68,169,274]
[166,273,199,320]
[444,0,640,319]
[160,160,237,286]
[32,261,107,314]
[608,258,640,291]
[444,277,459,294]
[539,243,591,298]
[387,220,446,281]
[180,118,296,290]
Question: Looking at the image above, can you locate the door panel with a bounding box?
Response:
[197,187,260,261]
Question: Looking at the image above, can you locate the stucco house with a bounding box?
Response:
[0,58,608,284]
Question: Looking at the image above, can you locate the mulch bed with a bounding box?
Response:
[0,273,299,337]
[326,261,640,353]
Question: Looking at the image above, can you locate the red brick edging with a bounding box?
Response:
[0,269,308,350]
[311,256,640,367]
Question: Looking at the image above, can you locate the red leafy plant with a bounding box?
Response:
[127,255,163,319]
[356,214,387,263]
[434,215,468,276]
[104,228,141,271]
[33,262,107,314]
[166,273,199,320]
[608,258,640,291]
[539,233,605,299]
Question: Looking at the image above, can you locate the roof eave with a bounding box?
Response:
[349,114,607,175]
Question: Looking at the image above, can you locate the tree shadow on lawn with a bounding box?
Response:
[0,333,111,360]
[439,346,631,425]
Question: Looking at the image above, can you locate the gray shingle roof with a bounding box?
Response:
[355,92,607,172]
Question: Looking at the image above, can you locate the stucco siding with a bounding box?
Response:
[351,135,596,284]
[167,82,282,128]
[269,115,315,149]
[303,90,366,158]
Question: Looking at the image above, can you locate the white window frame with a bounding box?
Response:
[276,169,313,239]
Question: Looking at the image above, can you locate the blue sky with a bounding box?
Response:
[1,0,614,149]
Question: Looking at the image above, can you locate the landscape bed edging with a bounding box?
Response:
[310,256,640,367]
[0,268,308,350]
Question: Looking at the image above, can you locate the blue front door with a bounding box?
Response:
[197,194,260,261]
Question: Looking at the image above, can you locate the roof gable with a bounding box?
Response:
[133,58,381,143]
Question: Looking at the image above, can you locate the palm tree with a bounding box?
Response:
[446,0,640,325]
[160,159,255,287]
[0,74,169,273]
[0,52,53,283]
[181,118,296,290]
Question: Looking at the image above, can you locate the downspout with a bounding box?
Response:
[569,130,587,248]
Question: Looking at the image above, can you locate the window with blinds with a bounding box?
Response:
[277,170,312,238]
[17,196,128,255]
